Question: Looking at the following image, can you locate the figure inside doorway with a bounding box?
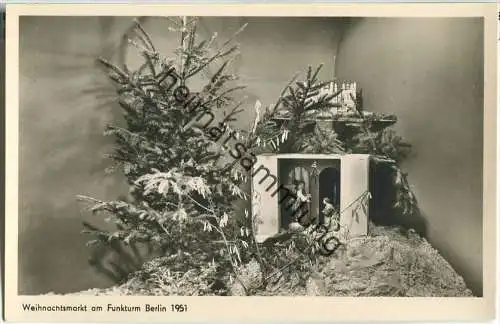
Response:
[321,197,340,232]
[288,180,312,232]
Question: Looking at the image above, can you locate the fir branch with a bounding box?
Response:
[185,23,246,79]
[132,18,157,53]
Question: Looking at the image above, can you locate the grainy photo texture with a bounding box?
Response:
[18,16,484,298]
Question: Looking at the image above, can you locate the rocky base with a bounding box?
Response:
[48,226,473,297]
[260,227,473,296]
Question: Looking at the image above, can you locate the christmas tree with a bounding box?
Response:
[78,17,257,288]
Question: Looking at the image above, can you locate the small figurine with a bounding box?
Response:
[321,197,340,232]
[288,180,312,231]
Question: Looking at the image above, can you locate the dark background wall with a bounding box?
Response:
[18,16,484,296]
[18,16,344,294]
[335,18,484,296]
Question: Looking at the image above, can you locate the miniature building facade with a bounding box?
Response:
[252,154,370,243]
[251,80,398,243]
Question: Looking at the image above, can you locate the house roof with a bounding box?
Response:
[257,152,396,164]
[272,111,397,127]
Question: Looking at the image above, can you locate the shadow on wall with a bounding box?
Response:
[369,162,428,239]
[336,17,484,296]
[18,16,346,294]
[18,16,133,294]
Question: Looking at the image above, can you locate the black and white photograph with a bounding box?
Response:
[3,3,497,322]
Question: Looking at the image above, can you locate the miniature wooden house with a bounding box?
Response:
[251,154,371,243]
[251,81,398,243]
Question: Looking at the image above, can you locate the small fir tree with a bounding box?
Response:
[79,17,254,289]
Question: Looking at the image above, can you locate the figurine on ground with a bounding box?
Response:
[321,197,340,232]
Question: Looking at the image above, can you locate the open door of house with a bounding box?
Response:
[319,167,341,224]
[280,164,311,229]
